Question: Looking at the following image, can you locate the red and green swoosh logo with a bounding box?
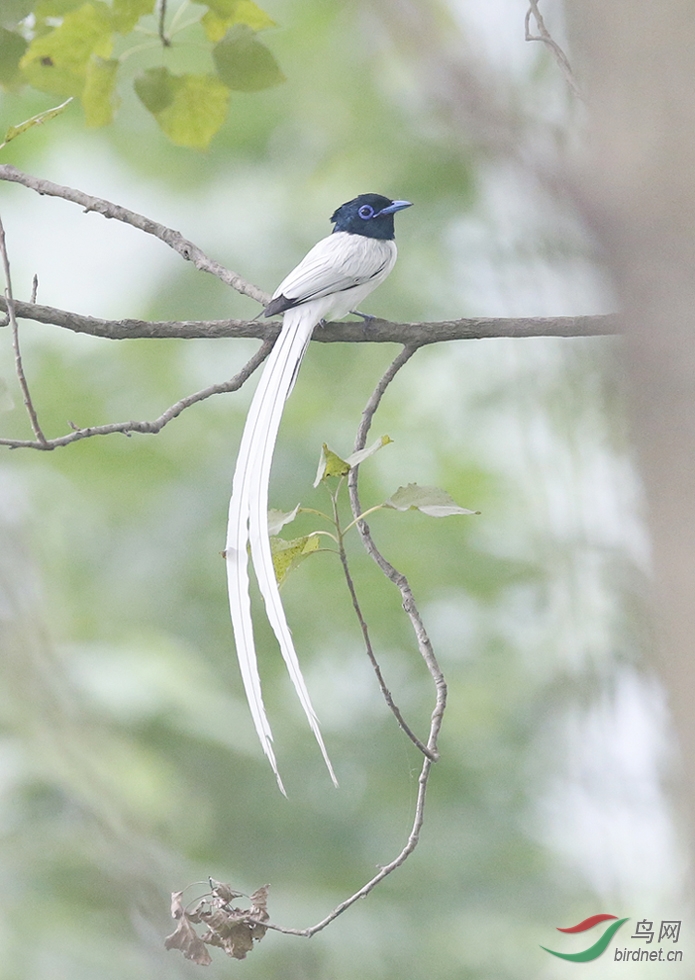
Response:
[541,914,629,962]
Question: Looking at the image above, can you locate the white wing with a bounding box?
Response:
[273,233,396,313]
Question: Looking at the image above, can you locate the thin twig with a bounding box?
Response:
[331,482,435,760]
[0,341,273,450]
[525,0,582,99]
[0,165,269,305]
[0,213,48,446]
[250,753,435,936]
[347,346,446,757]
[158,0,171,45]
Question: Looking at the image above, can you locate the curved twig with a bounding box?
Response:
[347,346,446,757]
[0,213,48,446]
[0,341,273,449]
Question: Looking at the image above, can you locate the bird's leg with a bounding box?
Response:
[350,309,376,321]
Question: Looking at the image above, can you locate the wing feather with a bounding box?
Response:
[272,232,394,309]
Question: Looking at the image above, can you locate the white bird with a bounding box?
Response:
[225,193,412,793]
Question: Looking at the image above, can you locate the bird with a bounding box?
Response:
[225,193,412,794]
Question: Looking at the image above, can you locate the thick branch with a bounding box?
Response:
[0,164,269,305]
[0,297,616,344]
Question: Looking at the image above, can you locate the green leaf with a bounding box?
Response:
[112,0,155,34]
[135,68,230,149]
[313,443,350,487]
[267,504,300,536]
[157,73,230,149]
[384,484,479,517]
[314,436,392,486]
[82,55,118,126]
[270,534,319,585]
[2,96,73,146]
[201,0,275,42]
[134,65,175,113]
[0,28,27,87]
[20,2,114,97]
[213,23,284,92]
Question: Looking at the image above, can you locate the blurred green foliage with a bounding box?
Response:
[3,0,283,147]
[0,1,688,978]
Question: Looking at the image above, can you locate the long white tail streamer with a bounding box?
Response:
[225,209,405,792]
[225,306,337,794]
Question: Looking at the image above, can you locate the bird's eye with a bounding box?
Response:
[358,205,374,219]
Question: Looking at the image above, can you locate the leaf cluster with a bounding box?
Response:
[269,437,479,587]
[165,880,270,965]
[1,0,284,148]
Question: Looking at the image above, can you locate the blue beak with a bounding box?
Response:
[377,200,413,216]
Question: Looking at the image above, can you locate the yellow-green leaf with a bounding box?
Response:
[201,0,275,42]
[213,23,284,92]
[2,96,73,146]
[20,2,114,97]
[112,0,155,33]
[313,443,350,487]
[82,55,118,126]
[154,73,230,149]
[270,534,319,586]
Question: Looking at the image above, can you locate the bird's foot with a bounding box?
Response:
[350,309,376,322]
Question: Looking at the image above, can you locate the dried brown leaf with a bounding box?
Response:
[164,894,212,966]
[210,879,244,904]
[249,884,269,913]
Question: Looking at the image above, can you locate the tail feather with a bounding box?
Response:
[226,306,336,790]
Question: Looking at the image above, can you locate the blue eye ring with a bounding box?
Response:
[358,204,375,219]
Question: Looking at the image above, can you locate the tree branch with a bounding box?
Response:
[0,213,48,446]
[525,0,582,99]
[0,296,616,344]
[0,164,269,305]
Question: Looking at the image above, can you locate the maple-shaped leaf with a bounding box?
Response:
[164,892,212,966]
[248,884,269,939]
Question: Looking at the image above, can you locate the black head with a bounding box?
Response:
[330,194,412,240]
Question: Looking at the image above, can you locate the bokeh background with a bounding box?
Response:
[0,0,690,977]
